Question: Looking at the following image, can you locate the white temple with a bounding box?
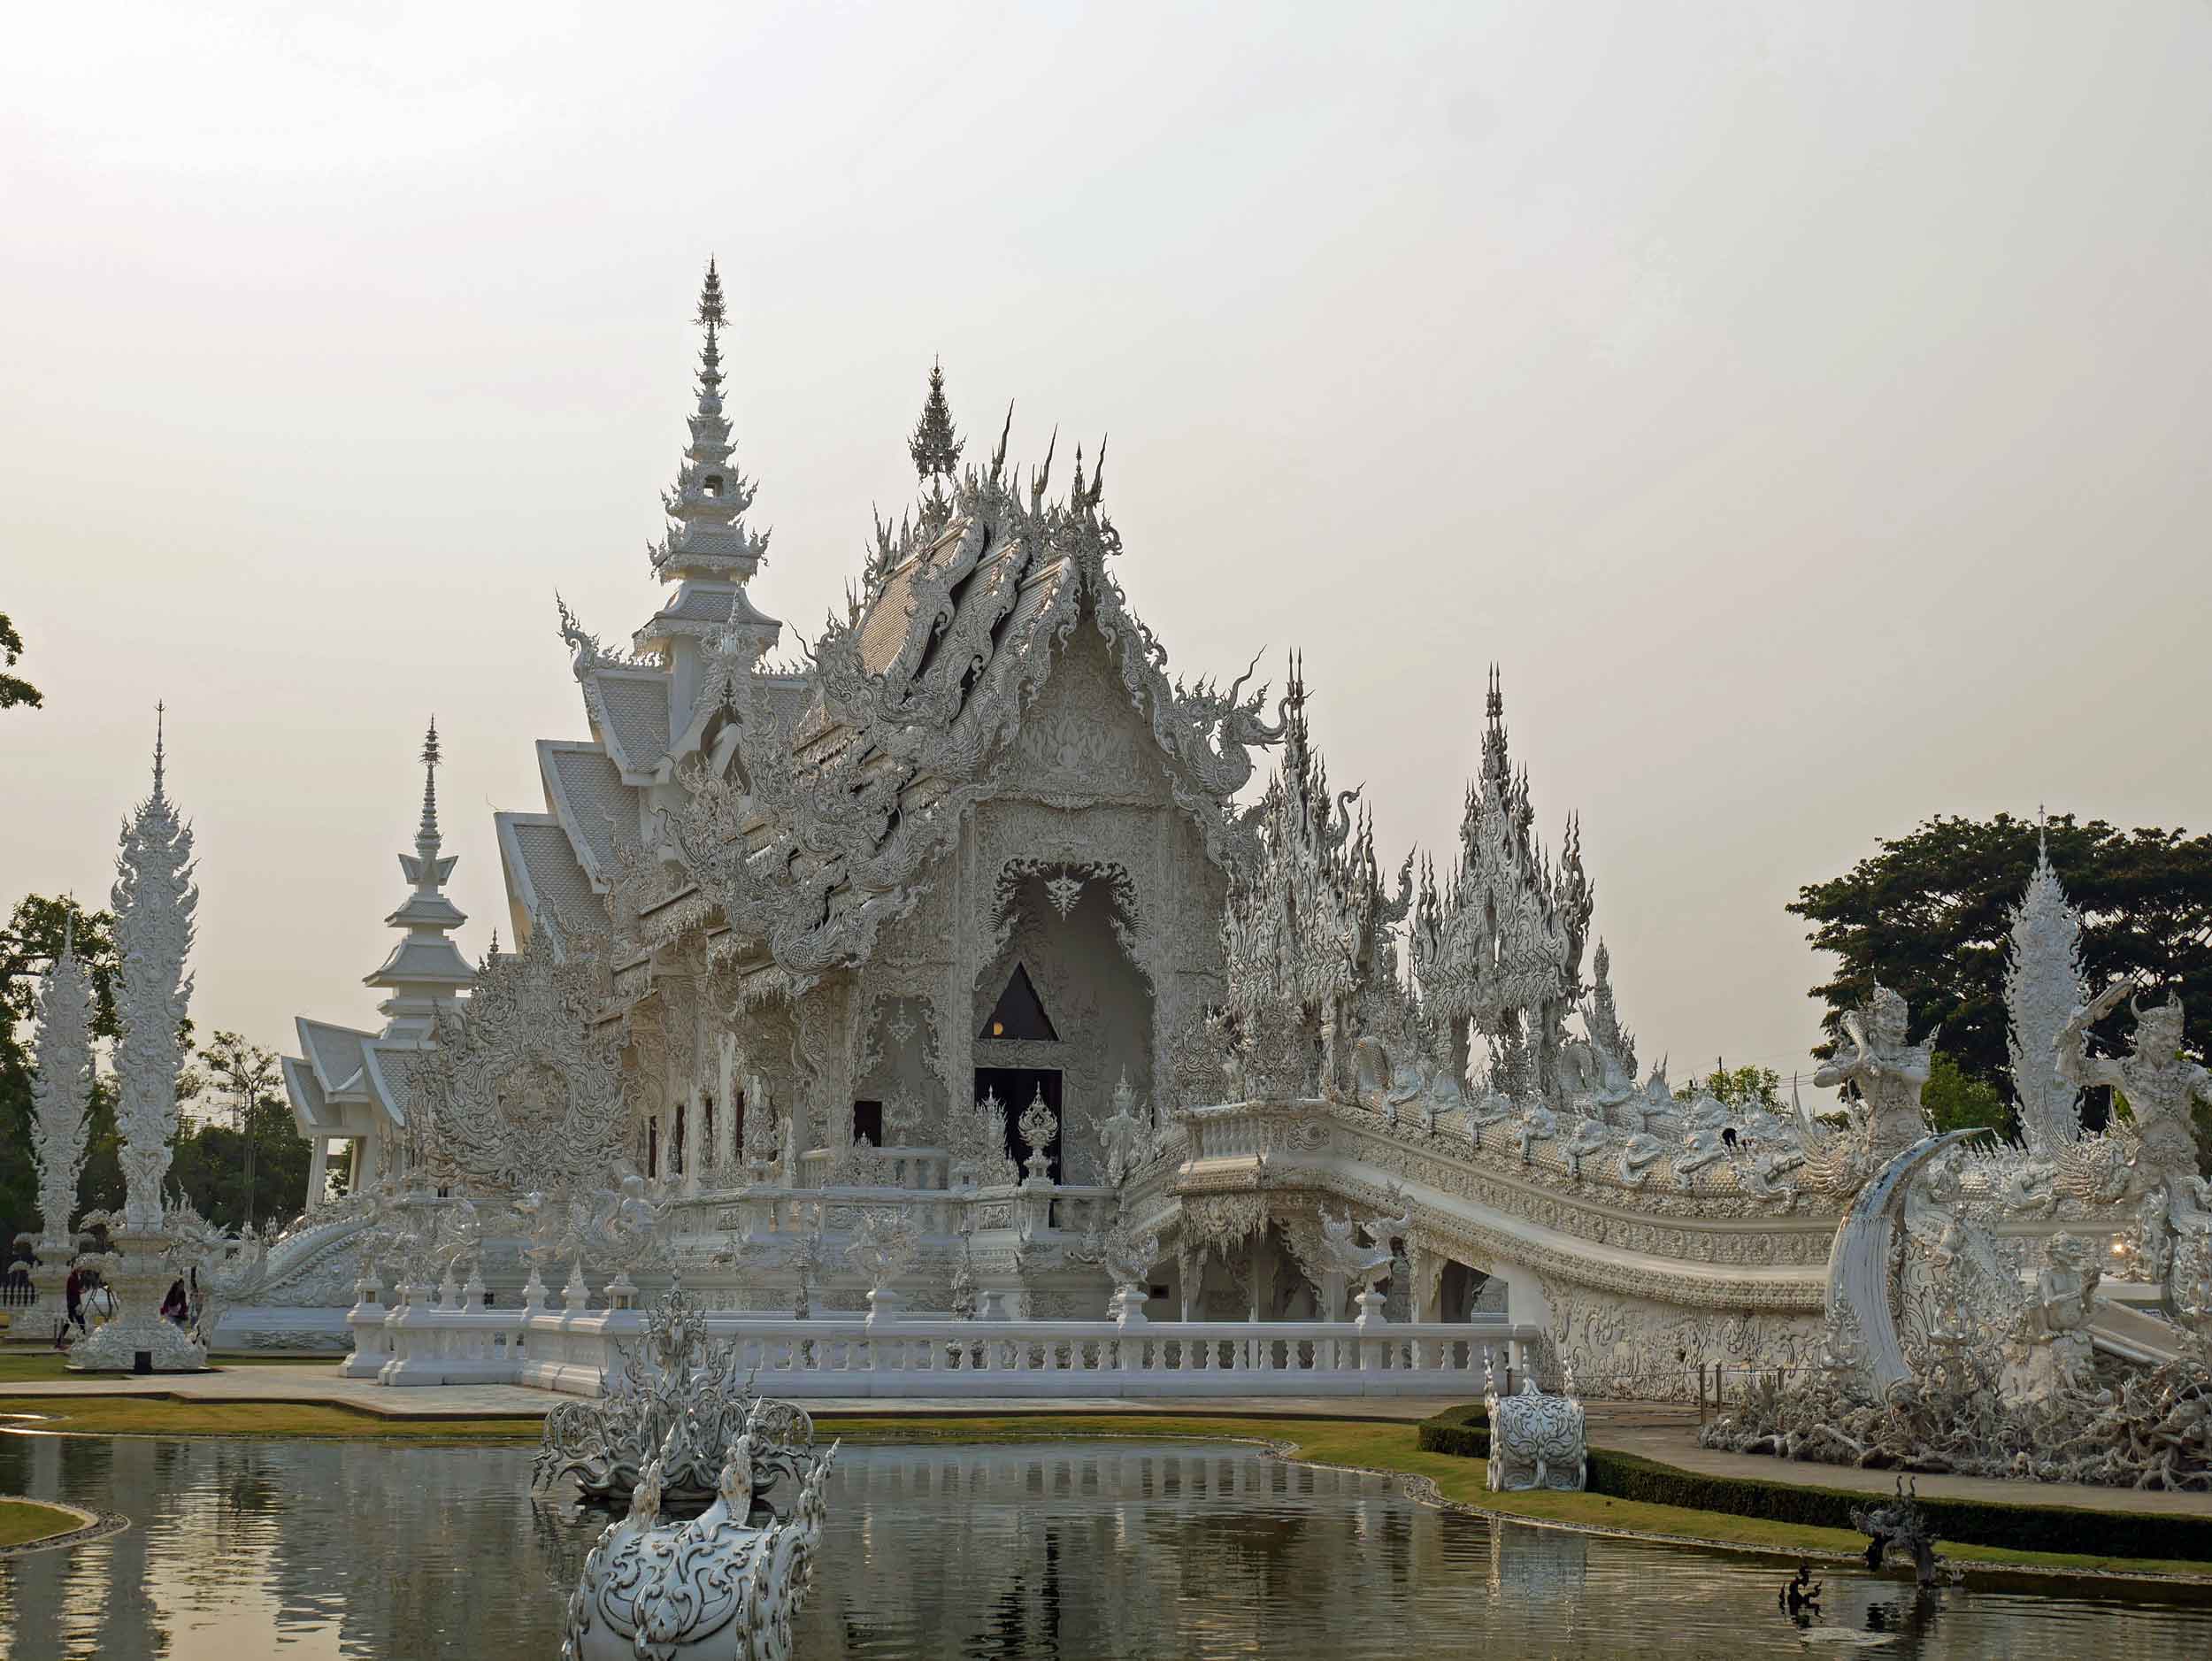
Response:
[222,265,2206,1455]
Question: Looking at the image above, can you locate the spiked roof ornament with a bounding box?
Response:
[907,357,964,481]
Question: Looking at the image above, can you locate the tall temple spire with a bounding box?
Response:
[417,715,442,849]
[2006,826,2086,1154]
[635,259,782,687]
[27,909,96,1247]
[369,718,473,1034]
[110,706,196,1231]
[70,721,204,1368]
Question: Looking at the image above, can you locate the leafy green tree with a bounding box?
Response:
[1,896,121,1257]
[174,1032,303,1233]
[1677,1063,1784,1111]
[1924,1050,2008,1135]
[0,611,40,711]
[1789,813,2212,1134]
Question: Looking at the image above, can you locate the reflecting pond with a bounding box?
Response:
[3,1434,2210,1658]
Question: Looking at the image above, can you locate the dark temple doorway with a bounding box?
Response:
[973,1066,1062,1182]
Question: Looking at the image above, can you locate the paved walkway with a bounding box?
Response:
[0,1365,1471,1423]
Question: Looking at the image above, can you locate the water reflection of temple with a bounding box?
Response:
[3,1434,2206,1661]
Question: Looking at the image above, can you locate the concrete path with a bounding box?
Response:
[0,1365,1472,1424]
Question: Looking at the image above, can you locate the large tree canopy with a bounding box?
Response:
[1789,813,2212,1136]
[174,1031,307,1233]
[0,610,41,711]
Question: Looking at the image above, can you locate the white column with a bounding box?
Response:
[683,1084,704,1195]
[715,1035,738,1177]
[305,1137,330,1211]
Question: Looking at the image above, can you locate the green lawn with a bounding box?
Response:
[0,1394,544,1440]
[0,1351,341,1385]
[0,1496,84,1548]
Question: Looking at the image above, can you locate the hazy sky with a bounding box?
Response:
[4,3,2208,1094]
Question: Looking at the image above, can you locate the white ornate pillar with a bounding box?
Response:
[682,1082,704,1195]
[715,1034,739,1176]
[1408,1241,1443,1323]
[305,1138,329,1212]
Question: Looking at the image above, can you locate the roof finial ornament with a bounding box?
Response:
[419,716,443,847]
[1030,426,1058,507]
[692,258,727,411]
[989,401,1014,482]
[697,257,726,328]
[150,698,167,801]
[908,356,964,481]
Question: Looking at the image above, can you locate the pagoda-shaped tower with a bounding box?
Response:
[365,719,473,1034]
[634,259,782,713]
[281,721,474,1209]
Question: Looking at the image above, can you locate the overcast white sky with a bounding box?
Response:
[3,2,2208,1091]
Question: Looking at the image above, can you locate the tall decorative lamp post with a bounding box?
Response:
[72,707,207,1372]
[16,919,95,1347]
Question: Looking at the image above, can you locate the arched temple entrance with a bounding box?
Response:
[971,866,1152,1185]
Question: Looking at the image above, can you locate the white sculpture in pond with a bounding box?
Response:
[563,1411,838,1661]
[1485,1365,1587,1493]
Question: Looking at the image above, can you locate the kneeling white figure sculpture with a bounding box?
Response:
[563,1411,839,1661]
[1486,1365,1587,1493]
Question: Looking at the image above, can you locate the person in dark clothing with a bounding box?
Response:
[161,1279,189,1325]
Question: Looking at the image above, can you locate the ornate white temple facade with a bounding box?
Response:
[234,266,2206,1437]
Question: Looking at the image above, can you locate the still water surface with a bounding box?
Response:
[3,1434,2209,1659]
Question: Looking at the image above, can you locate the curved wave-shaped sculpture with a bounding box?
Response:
[563,1417,838,1661]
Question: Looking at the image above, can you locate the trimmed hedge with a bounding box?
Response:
[1417,1406,2212,1564]
[1415,1402,1490,1460]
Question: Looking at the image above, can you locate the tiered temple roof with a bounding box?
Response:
[281,721,473,1183]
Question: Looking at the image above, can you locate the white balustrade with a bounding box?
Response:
[365,1303,1539,1397]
